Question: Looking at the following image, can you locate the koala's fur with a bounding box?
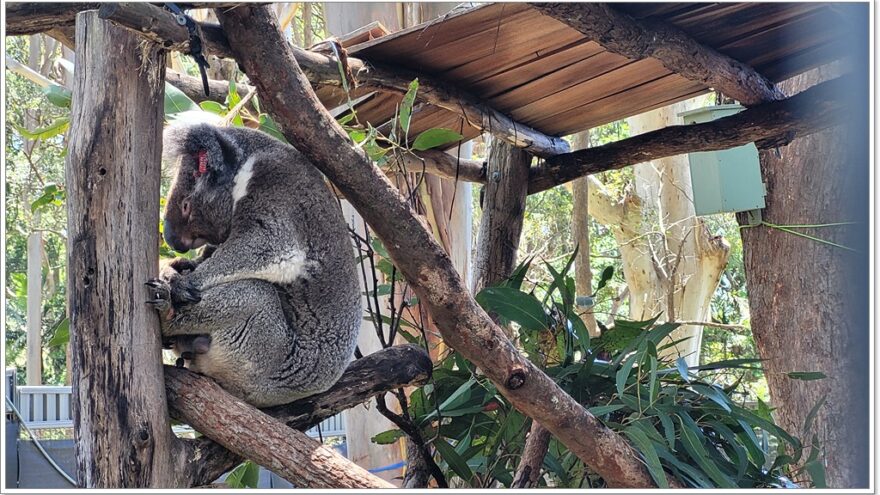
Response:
[148,123,361,407]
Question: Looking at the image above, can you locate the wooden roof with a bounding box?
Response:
[316,3,857,143]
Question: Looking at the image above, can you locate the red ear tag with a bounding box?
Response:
[197,150,208,176]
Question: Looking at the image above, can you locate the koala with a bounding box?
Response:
[146,123,361,408]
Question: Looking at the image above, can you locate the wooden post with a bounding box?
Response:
[471,138,531,295]
[66,11,184,487]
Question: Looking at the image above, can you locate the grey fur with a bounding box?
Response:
[147,123,361,407]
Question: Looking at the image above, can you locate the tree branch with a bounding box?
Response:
[169,344,433,487]
[512,421,552,488]
[528,74,851,194]
[165,365,394,489]
[528,3,785,106]
[95,2,568,156]
[5,2,242,36]
[214,4,666,488]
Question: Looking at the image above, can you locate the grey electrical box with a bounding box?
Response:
[679,104,766,216]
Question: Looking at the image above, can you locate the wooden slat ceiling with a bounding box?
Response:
[317,3,856,143]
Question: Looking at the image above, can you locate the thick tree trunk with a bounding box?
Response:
[471,139,531,295]
[65,11,185,487]
[737,64,869,488]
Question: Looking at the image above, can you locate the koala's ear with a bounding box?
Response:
[163,123,243,172]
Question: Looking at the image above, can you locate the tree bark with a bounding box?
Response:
[471,139,531,295]
[165,366,394,489]
[737,64,869,488]
[215,5,665,488]
[529,3,785,106]
[570,130,600,337]
[529,74,851,194]
[174,344,432,487]
[512,422,552,488]
[65,11,186,487]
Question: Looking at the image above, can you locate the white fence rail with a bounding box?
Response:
[6,371,345,438]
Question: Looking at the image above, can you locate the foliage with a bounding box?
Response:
[371,254,821,488]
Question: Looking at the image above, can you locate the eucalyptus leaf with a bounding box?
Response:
[475,286,549,331]
[434,437,474,483]
[785,371,826,381]
[164,82,199,115]
[411,128,463,151]
[623,426,669,488]
[46,318,70,348]
[398,78,419,135]
[371,429,405,445]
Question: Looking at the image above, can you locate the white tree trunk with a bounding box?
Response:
[587,98,730,365]
[26,212,43,385]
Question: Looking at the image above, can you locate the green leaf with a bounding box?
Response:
[164,82,199,115]
[30,183,65,212]
[258,114,288,143]
[434,437,473,483]
[411,128,463,151]
[657,412,676,450]
[689,358,763,371]
[690,383,731,412]
[47,318,70,348]
[398,78,418,135]
[802,396,826,434]
[785,371,826,381]
[371,429,405,445]
[616,351,640,396]
[502,256,534,290]
[677,414,736,488]
[595,265,614,293]
[804,460,827,488]
[226,78,241,109]
[675,357,691,383]
[16,117,70,141]
[225,460,260,488]
[475,286,549,331]
[42,84,71,108]
[623,426,669,488]
[588,404,625,416]
[199,100,227,115]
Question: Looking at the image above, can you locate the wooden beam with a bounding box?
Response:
[396,149,485,183]
[5,2,242,36]
[96,2,568,156]
[529,3,786,106]
[527,74,850,194]
[214,4,665,488]
[171,344,433,487]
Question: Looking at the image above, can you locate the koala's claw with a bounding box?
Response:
[145,278,174,318]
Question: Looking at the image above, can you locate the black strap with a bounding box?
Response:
[165,3,211,97]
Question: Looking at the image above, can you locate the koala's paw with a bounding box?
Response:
[145,278,174,319]
[160,257,199,280]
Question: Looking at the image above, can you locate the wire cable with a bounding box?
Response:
[5,396,77,486]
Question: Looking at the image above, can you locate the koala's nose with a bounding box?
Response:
[163,220,192,253]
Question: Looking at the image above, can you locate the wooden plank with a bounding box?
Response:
[47,393,57,422]
[350,3,529,59]
[442,19,582,85]
[534,74,706,135]
[505,58,669,124]
[60,392,71,421]
[489,50,633,110]
[468,40,605,97]
[33,393,43,422]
